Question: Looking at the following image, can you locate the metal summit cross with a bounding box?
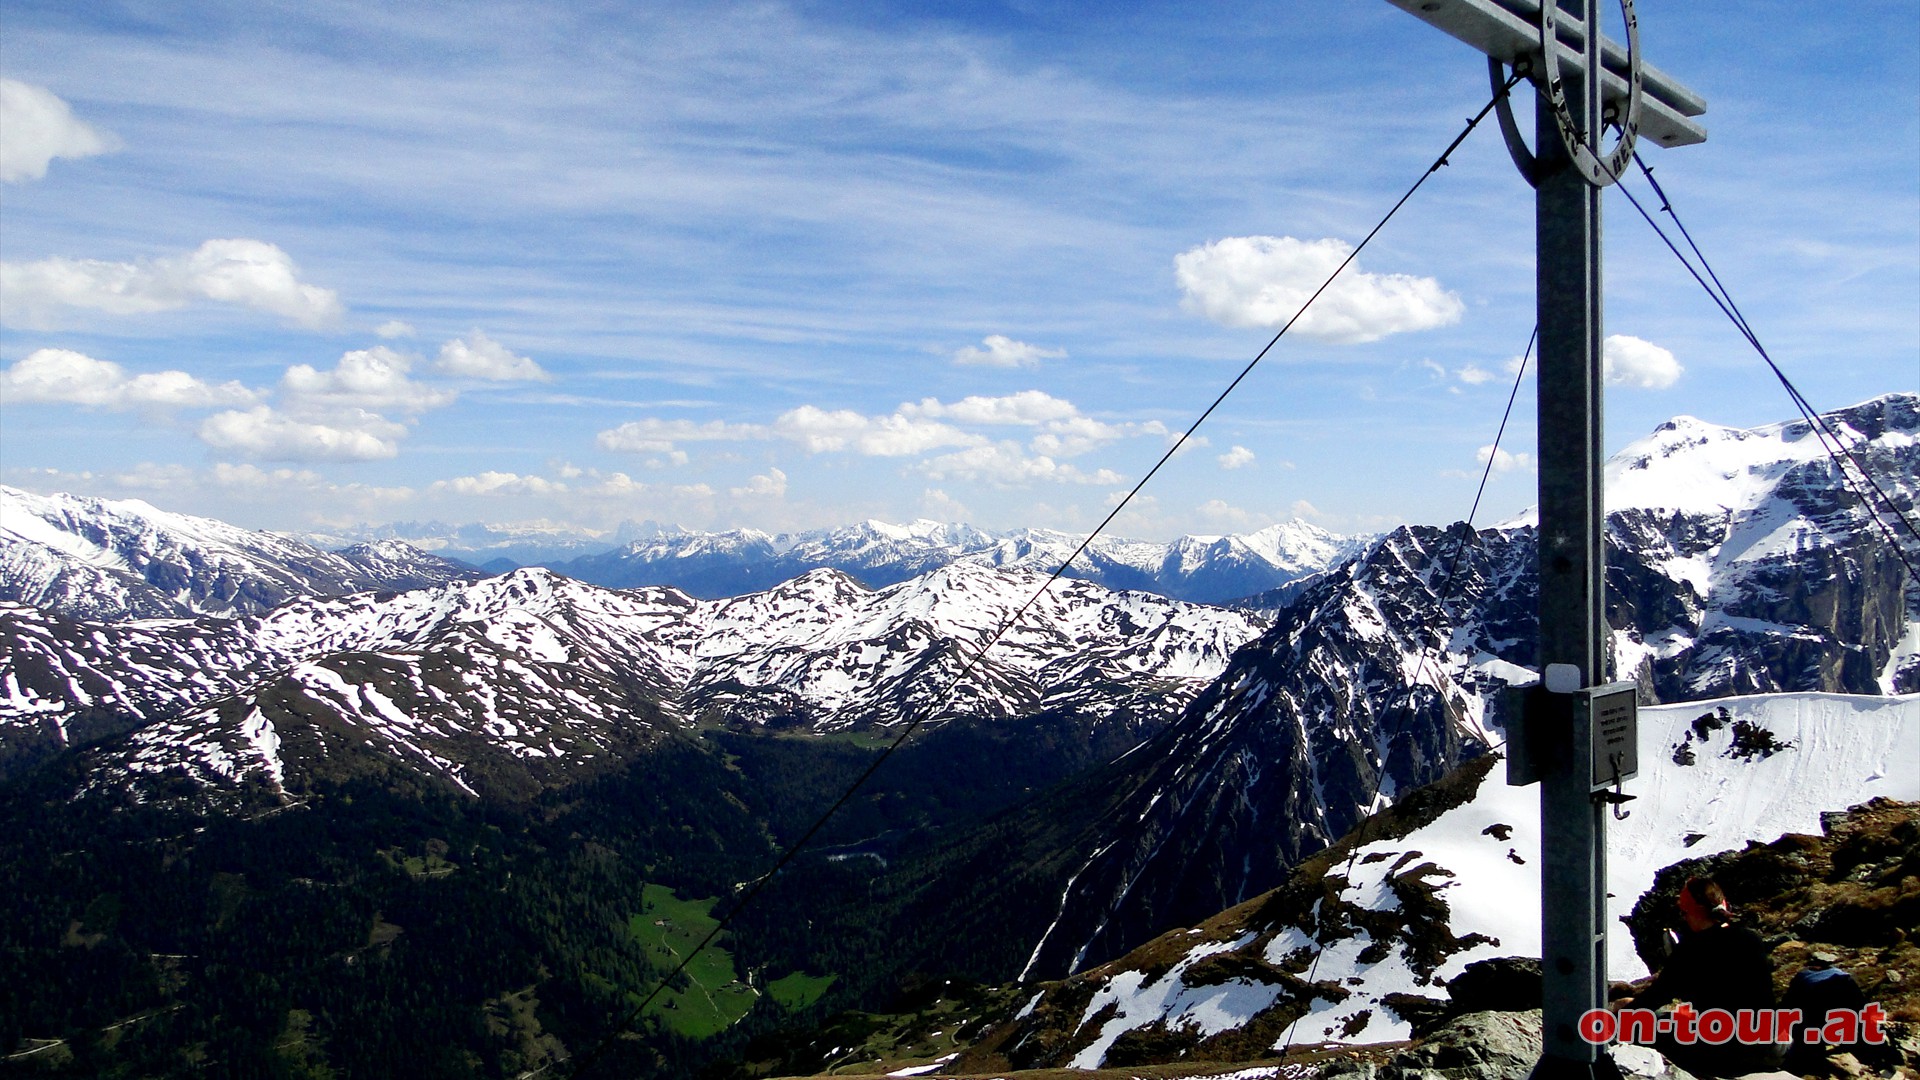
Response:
[1382,2,1705,1078]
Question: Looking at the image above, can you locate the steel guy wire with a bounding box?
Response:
[1616,158,1920,585]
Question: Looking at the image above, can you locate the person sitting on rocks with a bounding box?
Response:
[1632,876,1783,1078]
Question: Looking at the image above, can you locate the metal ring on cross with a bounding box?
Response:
[1536,0,1642,187]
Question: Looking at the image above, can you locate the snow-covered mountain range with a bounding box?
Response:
[0,486,481,622]
[0,562,1265,796]
[320,515,1367,604]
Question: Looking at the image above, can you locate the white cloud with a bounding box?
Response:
[1476,444,1534,473]
[1603,334,1682,389]
[1197,498,1262,530]
[951,334,1066,368]
[920,488,970,522]
[436,331,550,381]
[1290,499,1326,522]
[1029,415,1127,458]
[730,467,788,498]
[1174,235,1463,344]
[1456,364,1495,385]
[773,405,980,456]
[431,471,567,496]
[1,348,258,409]
[0,79,117,183]
[208,462,329,489]
[904,389,1080,426]
[0,239,344,328]
[595,417,767,453]
[1217,445,1256,469]
[919,442,1122,486]
[282,347,455,412]
[199,406,405,461]
[374,320,417,339]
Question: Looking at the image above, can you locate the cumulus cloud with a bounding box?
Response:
[919,442,1122,486]
[951,334,1066,368]
[0,238,344,328]
[1174,235,1463,343]
[374,320,416,339]
[1197,498,1262,530]
[1603,334,1682,389]
[1030,416,1129,458]
[1476,444,1534,473]
[0,79,117,183]
[1217,445,1256,469]
[731,467,788,498]
[436,331,549,381]
[596,417,768,453]
[773,405,980,456]
[282,347,454,412]
[593,390,1154,472]
[1,348,258,409]
[1456,364,1495,385]
[431,471,567,496]
[903,389,1079,426]
[199,406,406,461]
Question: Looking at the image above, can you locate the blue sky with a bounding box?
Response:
[2,0,1915,541]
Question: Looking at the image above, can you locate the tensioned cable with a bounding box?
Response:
[1276,323,1533,1059]
[562,78,1520,1079]
[1629,154,1920,551]
[1616,157,1920,584]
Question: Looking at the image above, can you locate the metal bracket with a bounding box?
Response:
[1595,754,1635,820]
[1490,55,1540,188]
[1536,0,1642,186]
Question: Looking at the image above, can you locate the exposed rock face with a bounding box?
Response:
[1624,797,1920,1080]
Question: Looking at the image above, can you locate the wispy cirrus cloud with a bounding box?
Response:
[1175,235,1463,344]
[0,239,344,329]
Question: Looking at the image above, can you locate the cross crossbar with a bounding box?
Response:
[1386,0,1707,147]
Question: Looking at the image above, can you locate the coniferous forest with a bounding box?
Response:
[0,710,1145,1077]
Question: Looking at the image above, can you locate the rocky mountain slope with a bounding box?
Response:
[954,393,1920,981]
[0,486,481,622]
[0,562,1265,795]
[936,692,1917,1073]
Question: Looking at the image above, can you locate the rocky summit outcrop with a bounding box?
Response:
[948,694,1914,1074]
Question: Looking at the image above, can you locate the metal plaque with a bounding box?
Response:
[1581,681,1639,791]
